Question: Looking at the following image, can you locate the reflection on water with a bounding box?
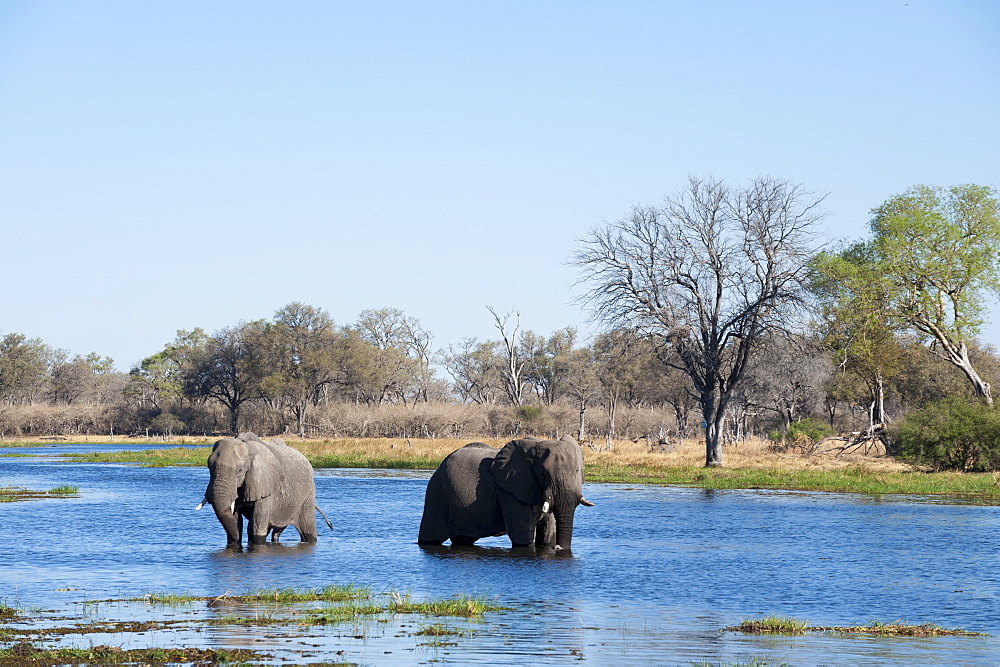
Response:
[1,444,999,664]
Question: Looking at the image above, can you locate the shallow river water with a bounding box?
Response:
[2,442,999,664]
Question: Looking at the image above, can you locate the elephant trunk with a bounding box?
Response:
[208,467,241,544]
[553,501,576,550]
[212,501,242,544]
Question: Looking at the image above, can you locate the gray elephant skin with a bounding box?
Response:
[417,435,593,550]
[200,432,325,546]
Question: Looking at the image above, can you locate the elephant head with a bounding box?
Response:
[205,436,278,544]
[490,434,593,550]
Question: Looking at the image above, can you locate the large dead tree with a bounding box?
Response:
[576,175,824,466]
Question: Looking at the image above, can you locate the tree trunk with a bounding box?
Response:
[870,371,885,428]
[703,391,723,467]
[933,339,994,405]
[577,402,587,441]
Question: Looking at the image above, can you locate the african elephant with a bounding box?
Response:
[197,432,330,546]
[417,435,594,550]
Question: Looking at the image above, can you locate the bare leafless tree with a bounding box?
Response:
[488,306,527,406]
[576,175,825,466]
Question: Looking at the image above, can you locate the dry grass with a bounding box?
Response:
[291,436,508,461]
[580,436,915,474]
[7,432,913,474]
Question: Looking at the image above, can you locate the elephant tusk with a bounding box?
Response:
[541,501,550,514]
[580,497,595,507]
[195,500,205,510]
[230,501,236,515]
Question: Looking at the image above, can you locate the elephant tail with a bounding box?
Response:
[316,505,333,531]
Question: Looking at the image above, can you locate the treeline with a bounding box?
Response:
[1,302,997,445]
[4,178,1000,473]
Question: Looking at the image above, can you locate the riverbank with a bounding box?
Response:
[4,434,999,503]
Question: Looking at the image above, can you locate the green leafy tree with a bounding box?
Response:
[0,332,53,405]
[185,322,268,434]
[128,329,208,412]
[810,246,904,429]
[868,184,1000,404]
[259,303,340,437]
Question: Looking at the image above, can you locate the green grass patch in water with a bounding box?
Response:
[238,584,372,603]
[726,616,987,637]
[386,591,507,617]
[820,620,988,637]
[119,584,372,606]
[69,447,211,467]
[730,615,808,634]
[1,485,79,502]
[415,622,469,637]
[0,641,267,664]
[309,452,442,469]
[586,462,1000,503]
[303,601,386,624]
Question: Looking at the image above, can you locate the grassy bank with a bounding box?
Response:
[6,435,1000,503]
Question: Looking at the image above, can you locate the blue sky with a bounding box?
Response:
[1,1,998,370]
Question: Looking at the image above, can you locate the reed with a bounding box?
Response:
[386,591,506,617]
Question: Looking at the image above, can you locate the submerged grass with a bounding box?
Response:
[0,485,79,502]
[304,591,507,626]
[0,642,267,664]
[727,617,987,637]
[821,620,988,637]
[118,583,372,605]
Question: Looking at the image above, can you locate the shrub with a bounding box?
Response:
[890,398,1000,472]
[788,417,836,442]
[769,417,835,446]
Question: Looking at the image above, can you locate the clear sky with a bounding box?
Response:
[1,1,998,370]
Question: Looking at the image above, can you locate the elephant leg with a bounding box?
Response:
[271,526,284,542]
[498,496,536,547]
[296,504,318,542]
[246,502,270,544]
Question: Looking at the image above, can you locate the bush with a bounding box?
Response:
[890,398,1000,472]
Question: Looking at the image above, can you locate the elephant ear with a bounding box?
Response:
[243,442,277,501]
[491,438,545,506]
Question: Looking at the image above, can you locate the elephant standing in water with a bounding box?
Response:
[198,432,331,546]
[418,435,594,550]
